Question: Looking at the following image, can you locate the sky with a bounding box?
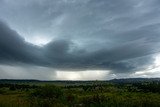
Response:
[0,0,160,80]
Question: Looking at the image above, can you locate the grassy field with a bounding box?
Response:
[0,79,160,107]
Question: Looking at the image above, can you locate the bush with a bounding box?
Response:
[30,85,63,99]
[29,85,65,107]
[0,89,5,94]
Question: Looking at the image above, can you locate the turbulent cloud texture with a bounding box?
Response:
[0,0,160,79]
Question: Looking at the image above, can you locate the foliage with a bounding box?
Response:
[0,80,160,107]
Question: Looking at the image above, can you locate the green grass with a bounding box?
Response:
[0,94,29,107]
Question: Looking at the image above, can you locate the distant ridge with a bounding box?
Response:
[109,78,160,83]
[0,78,160,83]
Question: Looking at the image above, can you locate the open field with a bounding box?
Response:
[0,78,160,107]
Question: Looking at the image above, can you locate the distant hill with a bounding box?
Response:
[109,78,160,83]
[0,78,160,84]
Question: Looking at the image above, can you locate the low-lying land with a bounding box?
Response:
[0,78,160,107]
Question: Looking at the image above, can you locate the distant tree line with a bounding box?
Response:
[0,83,39,91]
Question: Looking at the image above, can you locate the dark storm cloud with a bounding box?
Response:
[1,20,159,73]
[0,0,160,74]
[0,21,44,65]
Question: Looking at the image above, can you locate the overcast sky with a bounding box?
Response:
[0,0,160,80]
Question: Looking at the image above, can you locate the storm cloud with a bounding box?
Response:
[0,0,160,79]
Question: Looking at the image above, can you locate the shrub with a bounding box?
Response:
[29,85,65,107]
[30,85,63,99]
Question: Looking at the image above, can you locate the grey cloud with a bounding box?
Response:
[0,0,160,75]
[0,21,44,65]
[0,19,160,73]
[0,65,56,80]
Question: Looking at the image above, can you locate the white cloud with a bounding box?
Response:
[131,54,160,78]
[55,70,110,80]
[24,34,52,46]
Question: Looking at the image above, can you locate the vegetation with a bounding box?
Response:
[0,78,160,107]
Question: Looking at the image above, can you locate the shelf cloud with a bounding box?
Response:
[0,0,160,79]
